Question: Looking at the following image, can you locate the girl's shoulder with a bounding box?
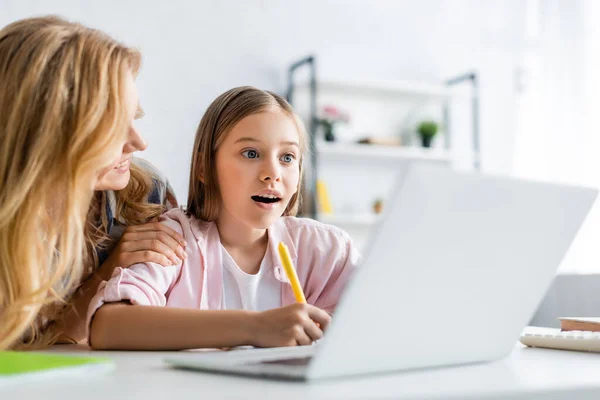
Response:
[160,208,214,242]
[278,216,352,243]
[276,217,362,272]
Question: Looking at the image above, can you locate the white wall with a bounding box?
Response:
[512,0,600,273]
[1,0,526,200]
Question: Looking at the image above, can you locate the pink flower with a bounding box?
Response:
[321,105,349,123]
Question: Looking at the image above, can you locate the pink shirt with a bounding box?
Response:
[87,208,360,327]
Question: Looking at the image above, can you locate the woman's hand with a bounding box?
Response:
[101,221,187,272]
[249,303,332,347]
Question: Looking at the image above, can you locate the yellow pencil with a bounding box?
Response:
[278,242,307,303]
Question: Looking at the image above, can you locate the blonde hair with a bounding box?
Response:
[85,163,167,271]
[187,86,308,220]
[0,16,141,349]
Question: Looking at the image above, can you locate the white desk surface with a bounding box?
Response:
[2,343,600,400]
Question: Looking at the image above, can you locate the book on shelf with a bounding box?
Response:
[316,179,333,214]
[357,137,402,146]
[559,317,600,332]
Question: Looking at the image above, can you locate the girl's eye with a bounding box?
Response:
[280,153,295,164]
[242,149,259,159]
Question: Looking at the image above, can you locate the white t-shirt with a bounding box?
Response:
[221,244,281,311]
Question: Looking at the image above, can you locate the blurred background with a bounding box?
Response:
[2,1,600,321]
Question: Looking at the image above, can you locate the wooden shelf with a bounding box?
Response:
[317,141,453,163]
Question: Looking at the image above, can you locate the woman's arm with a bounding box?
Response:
[53,221,186,344]
[89,303,332,350]
[52,259,117,344]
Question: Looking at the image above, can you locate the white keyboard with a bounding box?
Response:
[520,326,600,352]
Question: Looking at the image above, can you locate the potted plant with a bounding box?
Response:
[372,198,384,214]
[417,120,438,148]
[318,105,349,142]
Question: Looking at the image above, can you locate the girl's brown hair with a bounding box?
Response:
[187,86,308,220]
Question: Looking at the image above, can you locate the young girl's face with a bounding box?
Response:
[215,107,301,230]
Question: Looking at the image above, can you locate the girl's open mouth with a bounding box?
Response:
[251,195,281,204]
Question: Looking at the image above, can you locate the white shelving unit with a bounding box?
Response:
[296,77,474,100]
[317,141,453,163]
[314,141,454,248]
[286,57,479,251]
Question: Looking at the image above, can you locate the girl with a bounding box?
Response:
[88,87,360,350]
[0,16,171,349]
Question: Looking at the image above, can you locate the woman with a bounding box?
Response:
[0,16,183,349]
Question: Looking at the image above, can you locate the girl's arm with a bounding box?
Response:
[53,221,186,344]
[89,302,332,350]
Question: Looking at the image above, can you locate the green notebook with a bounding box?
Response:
[0,351,113,385]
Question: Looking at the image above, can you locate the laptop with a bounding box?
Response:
[164,164,598,381]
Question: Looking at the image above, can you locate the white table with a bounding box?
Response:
[2,344,600,399]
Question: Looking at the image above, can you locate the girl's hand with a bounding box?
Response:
[101,221,187,273]
[250,303,332,347]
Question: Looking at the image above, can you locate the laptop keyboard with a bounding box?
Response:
[520,326,600,352]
